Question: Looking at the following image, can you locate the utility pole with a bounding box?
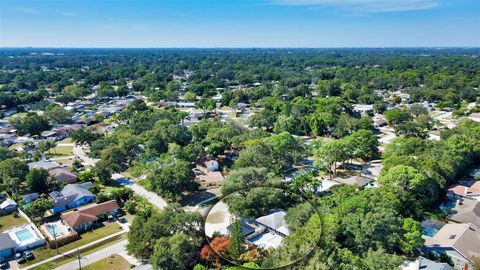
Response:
[77,248,82,270]
[52,225,58,254]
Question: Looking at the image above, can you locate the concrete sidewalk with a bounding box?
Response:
[21,230,126,270]
[54,240,139,270]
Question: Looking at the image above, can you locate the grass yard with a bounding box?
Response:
[29,234,126,270]
[82,254,131,270]
[52,156,76,166]
[58,137,73,144]
[4,112,27,120]
[124,213,135,224]
[180,189,219,206]
[23,222,123,267]
[8,143,24,151]
[0,213,28,232]
[49,145,74,156]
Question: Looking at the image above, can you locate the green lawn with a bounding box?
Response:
[53,157,76,166]
[4,112,27,120]
[8,143,24,151]
[49,145,74,157]
[23,222,123,267]
[29,234,126,270]
[58,137,73,144]
[82,254,131,270]
[0,213,28,232]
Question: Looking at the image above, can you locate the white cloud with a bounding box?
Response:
[17,8,40,14]
[273,0,441,13]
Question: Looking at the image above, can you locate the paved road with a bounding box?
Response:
[112,173,168,210]
[22,230,126,270]
[72,146,98,166]
[74,146,210,215]
[112,173,213,216]
[55,240,129,270]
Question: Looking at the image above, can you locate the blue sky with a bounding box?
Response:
[1,0,479,47]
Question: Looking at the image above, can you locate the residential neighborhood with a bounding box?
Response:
[0,45,479,269]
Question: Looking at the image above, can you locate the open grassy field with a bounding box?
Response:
[23,222,123,267]
[82,254,131,270]
[0,213,28,232]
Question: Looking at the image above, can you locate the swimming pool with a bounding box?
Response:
[15,229,34,242]
[440,198,457,210]
[421,219,444,237]
[46,224,62,237]
[422,227,438,237]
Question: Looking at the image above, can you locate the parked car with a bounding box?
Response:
[118,217,127,223]
[0,257,9,269]
[15,252,26,264]
[23,250,34,260]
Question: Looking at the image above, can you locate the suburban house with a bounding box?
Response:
[0,233,15,257]
[373,115,388,128]
[197,171,225,187]
[75,116,95,125]
[0,224,46,257]
[225,219,269,244]
[56,124,83,139]
[255,209,290,237]
[400,256,453,270]
[423,223,480,270]
[0,198,17,215]
[28,160,61,171]
[227,221,257,238]
[201,160,219,172]
[40,130,59,140]
[48,168,77,185]
[333,175,375,188]
[49,182,95,214]
[22,193,39,204]
[448,181,480,201]
[447,199,480,228]
[60,200,120,232]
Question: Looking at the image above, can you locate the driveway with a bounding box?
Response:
[112,173,168,210]
[72,146,98,166]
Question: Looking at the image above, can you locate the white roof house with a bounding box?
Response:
[400,256,453,270]
[255,209,289,236]
[0,198,17,210]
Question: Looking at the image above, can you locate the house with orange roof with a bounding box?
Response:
[60,200,120,232]
[448,181,480,201]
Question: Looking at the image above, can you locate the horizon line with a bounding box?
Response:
[1,46,480,50]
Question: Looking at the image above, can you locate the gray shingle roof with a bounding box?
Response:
[418,256,454,270]
[448,199,480,228]
[0,233,15,250]
[50,182,94,208]
[425,223,480,262]
[334,175,374,187]
[28,161,61,171]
